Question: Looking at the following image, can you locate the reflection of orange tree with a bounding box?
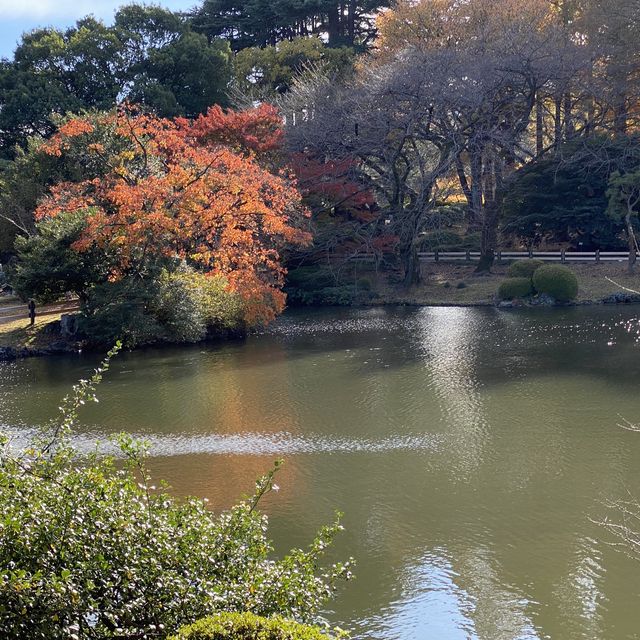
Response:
[155,340,307,509]
[148,454,296,512]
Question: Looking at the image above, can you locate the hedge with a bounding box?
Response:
[498,277,534,300]
[169,612,337,640]
[507,259,544,279]
[532,265,579,301]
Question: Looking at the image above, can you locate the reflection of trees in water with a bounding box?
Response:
[148,453,301,513]
[148,340,307,510]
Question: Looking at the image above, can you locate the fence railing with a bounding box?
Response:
[341,250,631,264]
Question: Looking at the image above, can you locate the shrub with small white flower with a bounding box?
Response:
[0,344,353,639]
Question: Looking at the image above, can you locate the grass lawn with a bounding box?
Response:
[374,262,640,305]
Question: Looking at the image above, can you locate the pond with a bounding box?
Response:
[2,305,640,639]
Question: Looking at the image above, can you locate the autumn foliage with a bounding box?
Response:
[36,105,310,323]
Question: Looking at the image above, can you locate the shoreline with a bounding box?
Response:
[3,294,640,362]
[3,262,640,361]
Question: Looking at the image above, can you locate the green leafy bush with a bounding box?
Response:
[532,265,579,301]
[317,286,356,305]
[79,278,163,346]
[169,612,339,640]
[507,260,544,279]
[498,277,534,300]
[154,269,244,343]
[286,268,360,306]
[0,347,352,639]
[420,230,481,251]
[79,267,245,347]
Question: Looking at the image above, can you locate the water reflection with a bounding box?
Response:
[2,306,640,639]
[418,307,490,481]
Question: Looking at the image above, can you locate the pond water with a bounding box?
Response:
[2,305,640,639]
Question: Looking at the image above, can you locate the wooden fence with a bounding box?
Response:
[341,250,630,264]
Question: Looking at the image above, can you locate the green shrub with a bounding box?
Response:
[356,277,372,291]
[420,230,463,250]
[11,210,109,304]
[79,267,245,347]
[507,260,544,279]
[154,269,244,342]
[286,283,355,307]
[169,612,338,640]
[317,286,355,306]
[532,265,579,301]
[498,277,534,300]
[79,277,163,347]
[286,268,355,306]
[0,348,352,639]
[420,231,481,251]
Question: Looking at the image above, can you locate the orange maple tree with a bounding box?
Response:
[36,105,310,323]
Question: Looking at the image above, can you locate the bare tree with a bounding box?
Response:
[282,55,460,285]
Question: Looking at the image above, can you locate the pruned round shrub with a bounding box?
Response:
[498,277,534,300]
[507,260,544,279]
[169,612,335,640]
[532,264,579,302]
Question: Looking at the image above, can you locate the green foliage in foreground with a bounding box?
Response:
[507,260,544,279]
[0,345,352,639]
[532,265,579,302]
[498,277,534,301]
[170,612,343,640]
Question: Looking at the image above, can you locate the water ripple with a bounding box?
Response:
[2,427,445,457]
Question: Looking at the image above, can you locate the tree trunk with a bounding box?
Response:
[554,95,563,149]
[615,97,628,135]
[327,3,340,47]
[564,92,574,139]
[475,155,502,274]
[469,150,483,229]
[627,212,637,274]
[475,203,499,274]
[397,206,422,287]
[347,0,356,45]
[536,93,544,157]
[401,243,421,287]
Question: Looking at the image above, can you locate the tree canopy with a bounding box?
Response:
[33,105,309,324]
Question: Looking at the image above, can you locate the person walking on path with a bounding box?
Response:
[28,299,36,326]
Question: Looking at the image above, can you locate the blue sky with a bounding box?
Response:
[0,0,196,59]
